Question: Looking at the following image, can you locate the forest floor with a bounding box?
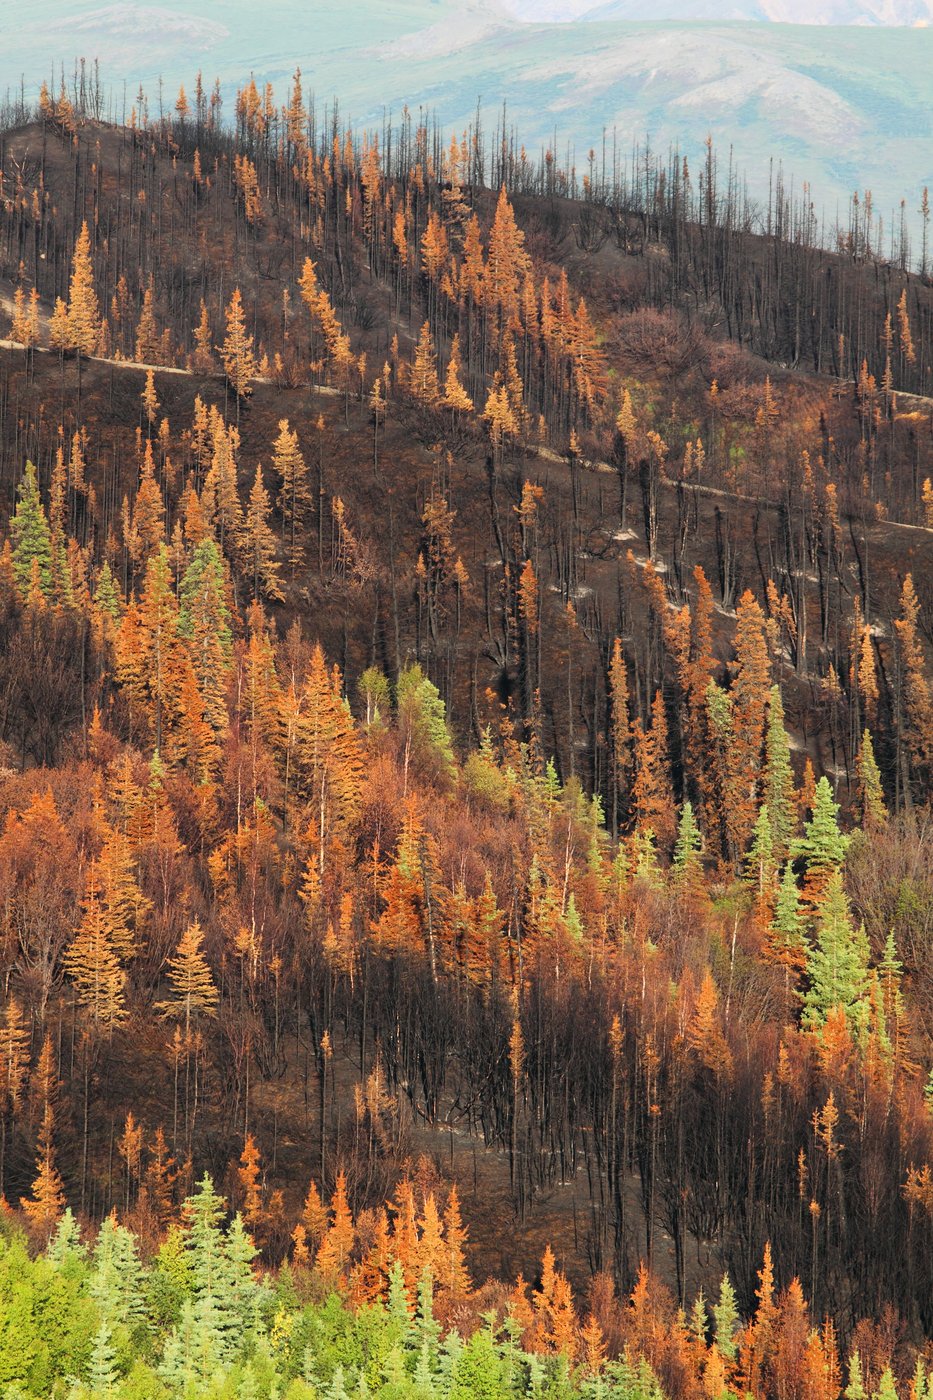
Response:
[250,1025,693,1304]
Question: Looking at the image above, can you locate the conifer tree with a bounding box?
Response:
[178,540,232,730]
[369,377,386,472]
[224,1212,263,1332]
[802,871,869,1035]
[614,386,638,525]
[894,574,933,796]
[49,297,70,355]
[132,440,165,559]
[460,213,485,304]
[726,591,772,860]
[485,187,529,328]
[713,1275,740,1361]
[482,380,518,456]
[0,996,29,1118]
[286,66,307,150]
[763,686,797,860]
[794,777,849,906]
[204,412,243,551]
[144,1127,177,1227]
[411,322,440,405]
[142,367,160,428]
[923,478,933,530]
[10,285,39,351]
[46,1208,85,1272]
[845,1354,868,1400]
[443,335,474,415]
[220,288,257,407]
[157,920,219,1037]
[873,931,905,1068]
[240,465,284,601]
[857,626,879,727]
[0,996,29,1194]
[608,638,632,837]
[238,1134,264,1227]
[126,544,181,748]
[297,645,364,881]
[191,299,216,373]
[631,692,675,848]
[856,729,888,830]
[686,970,734,1080]
[273,419,312,571]
[87,1322,119,1397]
[769,862,807,985]
[67,221,100,357]
[116,1112,144,1210]
[238,610,285,780]
[673,802,703,885]
[180,1174,239,1352]
[173,662,221,783]
[21,1103,66,1235]
[64,889,126,1030]
[135,279,161,363]
[93,839,142,969]
[29,1032,60,1123]
[10,460,53,598]
[616,388,637,446]
[746,807,777,903]
[440,1185,471,1302]
[316,1170,356,1280]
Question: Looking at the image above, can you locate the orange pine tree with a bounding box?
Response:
[725,591,772,861]
[64,887,126,1030]
[156,919,218,1037]
[273,419,312,571]
[296,644,364,887]
[894,573,933,793]
[135,279,161,363]
[631,691,676,847]
[220,287,257,403]
[410,322,440,405]
[190,299,215,373]
[315,1170,356,1280]
[239,465,284,602]
[238,1132,264,1226]
[21,1103,66,1235]
[67,221,100,357]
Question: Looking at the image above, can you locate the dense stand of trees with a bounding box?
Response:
[6,1179,933,1398]
[0,67,928,1400]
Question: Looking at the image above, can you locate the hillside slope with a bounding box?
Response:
[0,101,929,1394]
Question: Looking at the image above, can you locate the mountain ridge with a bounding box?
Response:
[499,0,933,22]
[2,3,932,239]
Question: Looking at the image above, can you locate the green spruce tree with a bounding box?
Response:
[746,807,776,897]
[672,802,703,884]
[794,776,849,900]
[763,686,797,860]
[11,461,53,598]
[801,871,869,1034]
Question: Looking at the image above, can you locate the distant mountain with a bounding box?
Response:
[500,0,933,20]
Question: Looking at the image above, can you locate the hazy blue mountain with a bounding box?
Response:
[502,0,933,21]
[3,2,932,247]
